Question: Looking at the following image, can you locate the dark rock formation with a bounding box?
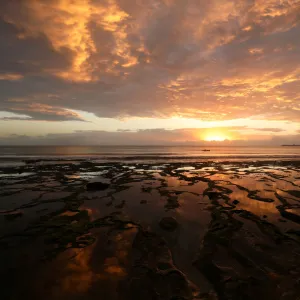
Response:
[86,181,110,191]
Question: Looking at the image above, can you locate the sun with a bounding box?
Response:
[204,135,227,142]
[197,129,232,142]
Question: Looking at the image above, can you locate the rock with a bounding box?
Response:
[157,261,173,270]
[232,200,240,205]
[206,191,222,200]
[286,190,300,198]
[140,200,147,204]
[4,211,23,220]
[263,215,267,218]
[86,182,109,191]
[159,217,178,231]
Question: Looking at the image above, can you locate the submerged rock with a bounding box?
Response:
[159,217,178,231]
[86,181,110,191]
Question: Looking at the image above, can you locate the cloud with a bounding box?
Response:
[0,18,72,76]
[0,0,299,122]
[0,127,298,146]
[0,103,85,121]
[0,73,23,81]
[0,116,31,121]
[243,127,285,133]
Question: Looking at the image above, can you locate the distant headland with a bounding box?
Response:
[281,144,300,146]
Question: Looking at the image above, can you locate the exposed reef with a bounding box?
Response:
[0,160,300,299]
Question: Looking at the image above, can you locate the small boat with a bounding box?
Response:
[202,149,210,152]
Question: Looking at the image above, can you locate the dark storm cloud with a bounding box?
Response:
[0,0,299,122]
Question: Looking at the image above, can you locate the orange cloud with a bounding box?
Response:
[2,0,140,82]
[5,102,84,121]
[0,0,299,124]
[0,73,23,81]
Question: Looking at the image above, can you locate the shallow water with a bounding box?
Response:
[1,160,300,299]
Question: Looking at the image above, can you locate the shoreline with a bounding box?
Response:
[0,156,300,167]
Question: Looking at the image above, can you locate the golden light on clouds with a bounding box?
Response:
[3,0,139,82]
[0,0,300,142]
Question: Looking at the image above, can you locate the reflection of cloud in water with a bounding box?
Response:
[175,166,195,171]
[51,228,137,297]
[79,171,108,179]
[80,207,101,221]
[0,172,35,178]
[165,176,190,187]
[238,195,279,217]
[59,244,96,294]
[164,181,208,195]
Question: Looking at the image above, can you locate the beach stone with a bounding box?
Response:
[159,217,178,231]
[86,181,110,191]
[140,200,147,204]
[232,200,240,205]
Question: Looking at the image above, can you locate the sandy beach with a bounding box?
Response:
[0,159,300,299]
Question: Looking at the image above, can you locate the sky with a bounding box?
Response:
[0,0,299,145]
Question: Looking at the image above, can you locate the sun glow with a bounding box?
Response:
[204,135,228,141]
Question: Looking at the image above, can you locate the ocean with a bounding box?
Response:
[0,145,300,165]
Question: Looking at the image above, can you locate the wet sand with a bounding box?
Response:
[1,160,300,299]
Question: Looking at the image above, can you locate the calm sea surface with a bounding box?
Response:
[0,146,300,164]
